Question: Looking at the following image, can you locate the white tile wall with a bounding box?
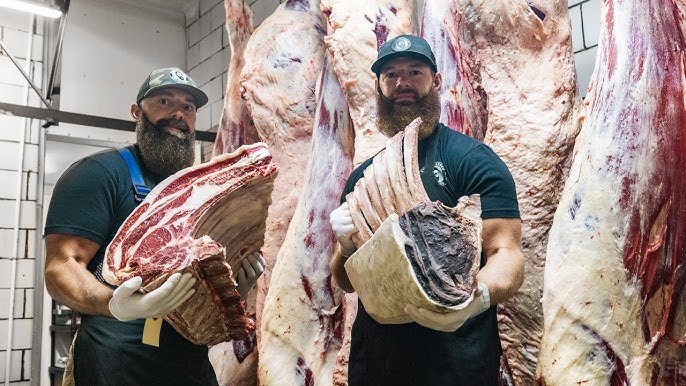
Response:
[200,0,219,17]
[0,349,31,383]
[0,319,33,349]
[0,200,37,229]
[0,289,33,319]
[575,46,598,96]
[1,28,43,61]
[0,8,35,32]
[0,56,26,86]
[0,172,36,202]
[0,115,23,142]
[581,0,602,48]
[0,229,14,258]
[211,2,226,31]
[0,141,39,172]
[0,83,25,105]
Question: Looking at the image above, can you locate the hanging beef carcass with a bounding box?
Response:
[239,0,326,349]
[258,53,354,386]
[536,0,686,384]
[321,0,415,166]
[103,144,277,345]
[209,1,261,383]
[213,0,259,156]
[420,0,487,142]
[453,1,583,383]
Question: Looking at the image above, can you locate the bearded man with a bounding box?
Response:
[44,68,264,386]
[329,35,525,385]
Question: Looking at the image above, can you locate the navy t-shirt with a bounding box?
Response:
[44,145,216,385]
[343,124,520,385]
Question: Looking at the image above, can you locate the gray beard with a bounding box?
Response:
[136,113,195,178]
[376,87,441,140]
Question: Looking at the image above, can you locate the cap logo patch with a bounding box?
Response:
[171,69,188,83]
[392,37,411,52]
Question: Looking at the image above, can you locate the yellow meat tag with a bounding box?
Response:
[142,318,163,347]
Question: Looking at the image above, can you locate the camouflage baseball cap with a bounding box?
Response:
[371,35,437,75]
[136,67,208,108]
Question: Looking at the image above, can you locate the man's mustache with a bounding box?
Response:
[155,118,190,133]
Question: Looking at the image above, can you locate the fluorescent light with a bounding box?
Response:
[0,0,62,18]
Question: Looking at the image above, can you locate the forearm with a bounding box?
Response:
[45,258,114,316]
[330,247,355,293]
[476,246,524,305]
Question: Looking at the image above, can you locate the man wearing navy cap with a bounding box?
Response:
[44,68,265,385]
[330,35,525,385]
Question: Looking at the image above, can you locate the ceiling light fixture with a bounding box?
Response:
[0,0,62,18]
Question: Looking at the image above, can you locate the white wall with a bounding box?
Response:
[0,7,45,386]
[0,0,601,384]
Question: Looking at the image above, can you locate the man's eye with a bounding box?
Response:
[159,98,169,105]
[184,105,195,112]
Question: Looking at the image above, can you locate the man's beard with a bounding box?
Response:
[376,86,441,139]
[136,112,195,178]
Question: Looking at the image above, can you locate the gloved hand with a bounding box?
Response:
[235,252,266,299]
[330,202,357,257]
[109,272,196,322]
[404,282,491,332]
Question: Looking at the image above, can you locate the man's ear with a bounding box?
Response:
[433,73,442,90]
[131,103,141,120]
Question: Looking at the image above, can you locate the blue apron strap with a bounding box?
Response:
[117,148,150,202]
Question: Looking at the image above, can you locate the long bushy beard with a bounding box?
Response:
[377,86,441,139]
[136,113,195,178]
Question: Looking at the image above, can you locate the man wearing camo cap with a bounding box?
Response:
[44,68,265,385]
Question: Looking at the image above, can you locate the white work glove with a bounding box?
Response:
[235,252,266,300]
[404,282,491,332]
[330,202,357,257]
[109,272,196,322]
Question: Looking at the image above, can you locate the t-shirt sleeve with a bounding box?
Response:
[452,144,520,219]
[340,158,374,204]
[44,157,119,245]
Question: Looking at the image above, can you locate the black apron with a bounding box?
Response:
[73,316,218,386]
[348,128,502,386]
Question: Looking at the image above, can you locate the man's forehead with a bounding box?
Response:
[147,87,195,102]
[381,56,433,71]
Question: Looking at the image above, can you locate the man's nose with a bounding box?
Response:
[169,104,187,121]
[396,76,411,88]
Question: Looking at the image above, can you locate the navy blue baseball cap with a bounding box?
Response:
[371,35,438,75]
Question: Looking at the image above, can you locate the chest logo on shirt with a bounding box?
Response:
[420,161,447,187]
[433,161,447,186]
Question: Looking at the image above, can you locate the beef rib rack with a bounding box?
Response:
[103,143,277,345]
[344,118,482,322]
[345,197,482,324]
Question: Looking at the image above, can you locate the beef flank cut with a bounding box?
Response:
[345,196,482,324]
[103,143,278,345]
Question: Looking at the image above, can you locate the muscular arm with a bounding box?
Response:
[330,247,355,293]
[476,217,524,304]
[44,233,115,317]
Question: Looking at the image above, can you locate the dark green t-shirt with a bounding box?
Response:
[344,124,520,385]
[44,145,217,385]
[45,145,162,283]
